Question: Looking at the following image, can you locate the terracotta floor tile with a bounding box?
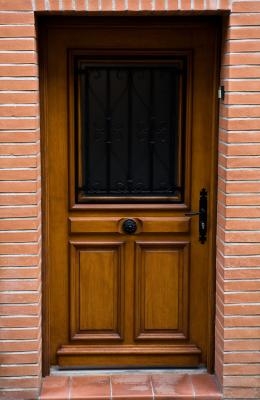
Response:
[112,374,153,399]
[151,373,193,399]
[70,375,111,399]
[39,376,69,399]
[191,374,222,399]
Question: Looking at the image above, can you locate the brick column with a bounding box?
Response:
[0,1,41,399]
[216,1,260,398]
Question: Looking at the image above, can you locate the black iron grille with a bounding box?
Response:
[77,62,185,202]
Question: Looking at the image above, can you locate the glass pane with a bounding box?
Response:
[77,61,185,203]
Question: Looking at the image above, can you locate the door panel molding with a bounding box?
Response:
[70,241,125,341]
[134,241,190,341]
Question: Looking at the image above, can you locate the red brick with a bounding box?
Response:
[0,328,39,340]
[193,0,204,9]
[222,278,260,290]
[62,0,74,9]
[224,388,260,398]
[224,143,260,156]
[88,0,99,10]
[0,52,36,64]
[231,14,260,26]
[0,278,39,291]
[225,168,260,180]
[0,352,39,364]
[219,129,260,143]
[0,219,39,230]
[0,92,38,104]
[0,340,40,352]
[232,1,260,13]
[33,0,45,10]
[0,144,38,156]
[154,0,165,10]
[0,377,40,389]
[224,303,259,318]
[226,93,260,105]
[0,243,40,255]
[225,304,260,316]
[76,0,87,10]
[225,106,260,118]
[0,65,37,77]
[0,292,40,304]
[0,389,39,399]
[0,194,39,206]
[224,364,260,375]
[0,181,37,193]
[223,65,260,79]
[101,0,113,10]
[128,0,139,10]
[115,0,126,10]
[226,194,260,206]
[0,207,38,218]
[226,156,260,168]
[206,0,217,9]
[224,316,260,327]
[0,12,34,24]
[0,255,40,267]
[180,0,191,10]
[141,0,152,9]
[0,119,38,131]
[0,106,38,117]
[224,352,260,363]
[0,267,39,278]
[0,169,38,181]
[0,131,39,142]
[222,243,260,256]
[0,304,39,315]
[227,40,260,53]
[225,327,260,338]
[0,316,40,328]
[224,52,260,66]
[168,0,178,9]
[229,27,260,40]
[226,80,260,92]
[0,39,35,51]
[226,206,260,218]
[225,267,260,282]
[0,26,35,38]
[0,0,32,10]
[218,0,230,9]
[49,0,62,9]
[224,376,260,387]
[0,364,40,377]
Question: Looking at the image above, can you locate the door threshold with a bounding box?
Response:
[50,365,207,375]
[40,370,222,399]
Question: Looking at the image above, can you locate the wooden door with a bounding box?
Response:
[40,16,219,371]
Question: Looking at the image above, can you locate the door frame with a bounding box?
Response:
[38,15,220,376]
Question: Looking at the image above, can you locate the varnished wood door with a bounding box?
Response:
[40,16,219,372]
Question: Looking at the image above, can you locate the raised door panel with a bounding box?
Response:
[135,241,189,340]
[70,241,125,340]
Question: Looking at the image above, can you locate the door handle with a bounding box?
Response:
[185,188,207,244]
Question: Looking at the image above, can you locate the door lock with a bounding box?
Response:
[185,188,207,244]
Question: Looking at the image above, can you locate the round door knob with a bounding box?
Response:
[122,219,137,234]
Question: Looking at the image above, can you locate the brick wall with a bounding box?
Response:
[0,0,259,399]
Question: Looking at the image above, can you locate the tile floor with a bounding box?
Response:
[39,373,222,399]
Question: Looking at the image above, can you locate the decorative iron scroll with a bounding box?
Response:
[76,60,186,203]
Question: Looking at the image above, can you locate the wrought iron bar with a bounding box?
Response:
[106,69,111,193]
[149,69,155,193]
[127,70,133,194]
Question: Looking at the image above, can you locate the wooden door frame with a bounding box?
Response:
[38,15,221,376]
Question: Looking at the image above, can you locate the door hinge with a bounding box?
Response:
[218,86,225,100]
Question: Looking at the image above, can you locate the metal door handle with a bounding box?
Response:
[185,188,207,244]
[122,219,137,234]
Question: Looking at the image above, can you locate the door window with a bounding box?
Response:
[76,59,187,203]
